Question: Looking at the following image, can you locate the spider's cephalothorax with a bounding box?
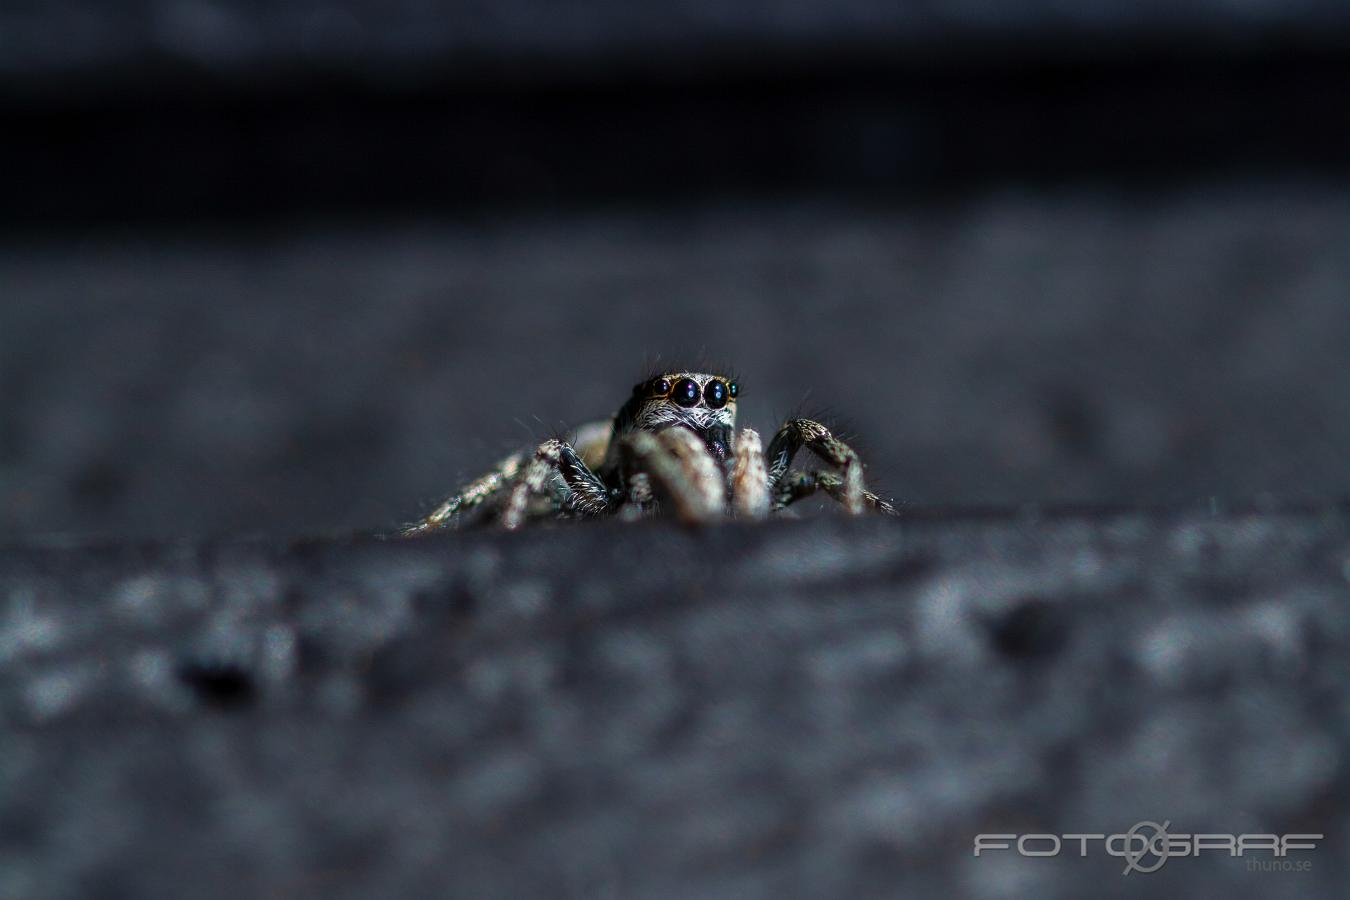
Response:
[401,370,896,533]
[612,373,739,464]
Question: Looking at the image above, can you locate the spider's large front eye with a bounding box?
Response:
[704,379,728,409]
[672,377,701,407]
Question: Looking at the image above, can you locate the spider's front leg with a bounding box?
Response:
[766,418,893,515]
[501,438,610,529]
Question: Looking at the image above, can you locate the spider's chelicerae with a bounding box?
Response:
[401,370,897,533]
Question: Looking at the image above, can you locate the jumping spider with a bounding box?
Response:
[401,371,896,533]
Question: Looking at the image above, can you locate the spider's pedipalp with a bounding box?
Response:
[730,427,769,519]
[656,427,726,519]
[621,427,724,523]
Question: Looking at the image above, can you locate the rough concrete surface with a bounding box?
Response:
[2,508,1346,898]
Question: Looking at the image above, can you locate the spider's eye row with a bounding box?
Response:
[704,379,728,409]
[672,377,701,407]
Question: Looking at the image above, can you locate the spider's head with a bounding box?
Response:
[625,372,739,463]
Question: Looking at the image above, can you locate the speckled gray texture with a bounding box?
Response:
[2,509,1346,898]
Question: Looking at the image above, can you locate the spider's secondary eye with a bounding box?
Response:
[672,377,701,407]
[704,379,728,409]
[652,378,672,396]
[727,382,739,399]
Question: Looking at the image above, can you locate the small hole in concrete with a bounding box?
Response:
[176,659,257,709]
[990,600,1069,661]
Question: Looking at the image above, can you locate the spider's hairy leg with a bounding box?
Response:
[730,427,769,518]
[501,438,608,530]
[621,428,725,523]
[400,451,525,536]
[766,418,868,515]
[775,471,899,516]
[558,442,611,516]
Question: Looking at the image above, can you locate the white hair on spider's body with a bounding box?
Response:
[633,402,734,435]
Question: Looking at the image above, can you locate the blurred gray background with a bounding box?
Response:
[4,2,1350,540]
